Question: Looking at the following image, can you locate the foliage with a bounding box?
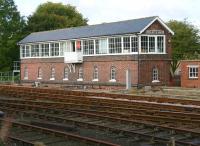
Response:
[167,19,200,75]
[167,19,200,60]
[26,2,88,32]
[0,0,26,71]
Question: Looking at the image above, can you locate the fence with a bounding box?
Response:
[0,61,20,83]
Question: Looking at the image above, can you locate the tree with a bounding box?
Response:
[0,0,26,71]
[167,20,200,60]
[27,2,88,32]
[167,20,200,75]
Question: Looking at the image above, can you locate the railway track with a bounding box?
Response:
[0,99,200,145]
[0,118,119,146]
[0,85,200,145]
[0,98,200,128]
[1,85,200,106]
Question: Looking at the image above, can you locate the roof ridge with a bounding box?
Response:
[30,16,158,35]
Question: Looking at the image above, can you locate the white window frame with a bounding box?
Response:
[24,67,28,80]
[108,37,122,54]
[140,35,166,54]
[77,67,83,81]
[109,66,116,82]
[152,67,160,83]
[188,65,199,79]
[37,67,42,80]
[92,66,99,81]
[50,67,55,80]
[20,34,166,59]
[63,67,69,81]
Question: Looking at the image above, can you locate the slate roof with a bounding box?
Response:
[18,16,157,44]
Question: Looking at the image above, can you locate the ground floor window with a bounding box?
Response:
[24,67,28,80]
[93,66,98,81]
[152,67,159,82]
[110,66,116,82]
[50,67,55,80]
[37,67,42,79]
[189,66,198,79]
[63,67,69,80]
[77,67,83,81]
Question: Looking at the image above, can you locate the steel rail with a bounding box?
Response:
[0,118,120,146]
[0,106,199,146]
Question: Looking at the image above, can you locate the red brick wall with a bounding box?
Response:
[139,60,171,85]
[181,61,200,88]
[138,20,172,86]
[21,57,138,85]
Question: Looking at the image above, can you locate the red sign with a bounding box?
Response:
[76,41,81,50]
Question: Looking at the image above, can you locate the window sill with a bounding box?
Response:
[77,78,83,81]
[63,78,69,81]
[92,79,99,82]
[50,78,55,80]
[109,79,116,82]
[189,77,198,80]
[152,80,160,83]
[37,77,42,80]
[24,77,28,80]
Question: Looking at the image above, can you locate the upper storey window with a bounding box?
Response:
[83,40,94,55]
[31,44,39,57]
[95,39,107,54]
[20,35,166,59]
[50,43,59,56]
[41,44,49,57]
[109,37,122,54]
[141,35,165,53]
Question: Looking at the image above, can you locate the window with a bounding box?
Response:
[25,46,30,57]
[157,36,164,53]
[96,39,107,54]
[37,67,42,79]
[78,67,83,81]
[50,67,55,80]
[141,35,165,53]
[24,67,28,80]
[60,42,66,56]
[141,36,148,53]
[50,43,59,56]
[152,67,159,82]
[123,37,130,53]
[93,66,98,81]
[109,37,122,54]
[41,44,49,57]
[21,45,26,58]
[83,40,94,55]
[149,36,155,52]
[63,67,69,80]
[110,66,116,82]
[31,44,39,57]
[131,37,138,52]
[189,66,198,79]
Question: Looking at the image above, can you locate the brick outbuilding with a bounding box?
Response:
[18,16,174,88]
[181,60,200,88]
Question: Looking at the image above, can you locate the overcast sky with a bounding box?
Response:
[14,0,200,28]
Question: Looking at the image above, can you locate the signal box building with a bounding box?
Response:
[18,16,174,88]
[181,60,200,88]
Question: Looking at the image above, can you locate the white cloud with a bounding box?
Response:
[14,0,200,29]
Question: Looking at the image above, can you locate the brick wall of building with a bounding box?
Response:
[181,60,200,88]
[138,60,171,85]
[21,56,138,85]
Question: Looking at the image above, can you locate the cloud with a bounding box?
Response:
[14,0,200,29]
